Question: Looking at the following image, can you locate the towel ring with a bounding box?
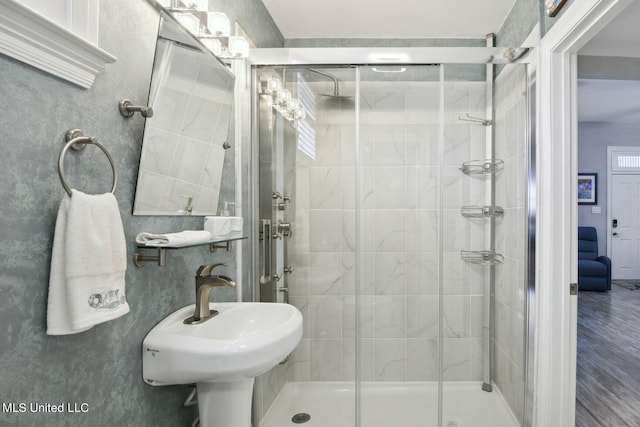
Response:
[58,130,117,197]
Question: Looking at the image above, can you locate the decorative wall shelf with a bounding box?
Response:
[134,236,247,267]
[460,250,504,265]
[0,0,116,89]
[461,205,504,219]
[460,159,504,175]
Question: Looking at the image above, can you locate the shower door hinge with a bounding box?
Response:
[570,283,578,295]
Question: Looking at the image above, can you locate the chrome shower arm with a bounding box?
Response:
[307,68,341,96]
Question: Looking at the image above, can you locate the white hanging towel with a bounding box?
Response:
[47,190,129,335]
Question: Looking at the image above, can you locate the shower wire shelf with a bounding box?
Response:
[460,250,504,265]
[460,159,504,175]
[461,205,504,218]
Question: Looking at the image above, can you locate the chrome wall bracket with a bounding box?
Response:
[119,99,154,118]
[134,248,167,267]
[209,241,233,252]
[65,128,88,151]
[458,113,493,126]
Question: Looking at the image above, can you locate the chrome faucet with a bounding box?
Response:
[184,263,236,325]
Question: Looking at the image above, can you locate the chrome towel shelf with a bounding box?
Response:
[58,129,117,196]
[134,236,247,267]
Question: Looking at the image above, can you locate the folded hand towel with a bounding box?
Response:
[47,190,129,335]
[135,230,212,247]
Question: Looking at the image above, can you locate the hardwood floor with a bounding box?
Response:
[576,285,640,426]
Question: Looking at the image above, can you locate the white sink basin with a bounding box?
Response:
[143,302,302,386]
[143,302,303,427]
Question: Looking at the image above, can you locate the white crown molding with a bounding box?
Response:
[0,0,116,89]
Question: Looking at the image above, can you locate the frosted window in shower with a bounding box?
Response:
[297,73,317,160]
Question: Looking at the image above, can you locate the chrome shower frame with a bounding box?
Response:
[248,46,536,427]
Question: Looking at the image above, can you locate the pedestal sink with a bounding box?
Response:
[142,302,303,427]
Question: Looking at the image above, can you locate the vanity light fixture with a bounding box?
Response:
[199,35,250,59]
[200,11,250,59]
[164,2,250,60]
[204,34,250,59]
[263,78,307,122]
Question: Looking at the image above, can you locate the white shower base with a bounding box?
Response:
[259,381,519,427]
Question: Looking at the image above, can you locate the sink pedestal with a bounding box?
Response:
[197,379,254,427]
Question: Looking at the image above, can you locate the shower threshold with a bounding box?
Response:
[259,381,519,427]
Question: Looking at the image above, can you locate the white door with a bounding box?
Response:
[610,173,640,279]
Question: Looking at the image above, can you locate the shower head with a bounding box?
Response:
[307,68,353,99]
[318,91,353,99]
[318,92,353,100]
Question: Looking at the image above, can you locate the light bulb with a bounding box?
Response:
[294,107,306,121]
[207,12,230,37]
[201,38,222,56]
[228,36,250,58]
[286,99,299,111]
[174,13,202,36]
[276,89,292,109]
[266,78,282,94]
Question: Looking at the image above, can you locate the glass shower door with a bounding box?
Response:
[254,65,359,427]
[357,65,442,427]
[254,59,531,427]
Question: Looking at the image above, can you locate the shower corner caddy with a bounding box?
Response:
[459,159,504,175]
[460,250,504,265]
[459,156,504,266]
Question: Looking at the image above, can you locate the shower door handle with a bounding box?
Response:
[259,219,272,284]
[277,221,293,238]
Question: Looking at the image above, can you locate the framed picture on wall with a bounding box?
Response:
[578,173,597,205]
[546,0,569,17]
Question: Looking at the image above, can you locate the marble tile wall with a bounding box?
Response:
[283,72,489,384]
[493,63,529,422]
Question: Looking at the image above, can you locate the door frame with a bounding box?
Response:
[536,0,633,425]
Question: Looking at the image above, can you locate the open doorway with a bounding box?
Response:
[576,2,640,423]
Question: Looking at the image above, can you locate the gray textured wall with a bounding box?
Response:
[0,0,279,425]
[496,0,574,48]
[577,122,640,253]
[210,0,283,47]
[497,0,540,48]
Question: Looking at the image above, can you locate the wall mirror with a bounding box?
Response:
[133,4,235,215]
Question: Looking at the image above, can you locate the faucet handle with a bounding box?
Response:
[196,263,227,277]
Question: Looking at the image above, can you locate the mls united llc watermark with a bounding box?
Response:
[2,402,89,413]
